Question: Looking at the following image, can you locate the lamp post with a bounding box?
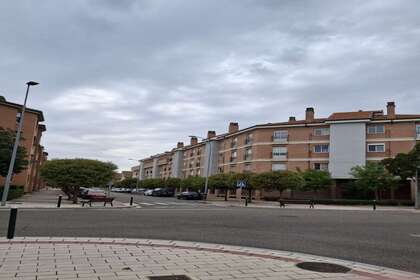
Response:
[189,135,212,200]
[1,81,39,206]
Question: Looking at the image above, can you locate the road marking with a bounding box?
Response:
[139,203,154,206]
[410,234,420,238]
[155,203,169,206]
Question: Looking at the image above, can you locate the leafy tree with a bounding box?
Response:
[0,128,28,177]
[180,176,206,192]
[208,173,235,201]
[141,178,164,189]
[114,178,138,188]
[40,159,117,203]
[279,171,305,194]
[350,162,399,200]
[251,171,304,198]
[382,143,420,180]
[164,177,181,190]
[301,170,332,199]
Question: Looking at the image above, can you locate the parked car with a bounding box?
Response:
[144,189,154,196]
[80,188,106,199]
[131,188,145,194]
[177,191,203,200]
[151,188,175,197]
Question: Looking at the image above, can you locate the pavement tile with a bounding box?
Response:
[0,238,418,280]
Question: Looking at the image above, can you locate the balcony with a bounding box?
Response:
[245,138,253,145]
[272,153,287,160]
[230,142,237,148]
[229,157,237,163]
[244,154,252,161]
[272,136,288,143]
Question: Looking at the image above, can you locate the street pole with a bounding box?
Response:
[415,168,419,210]
[204,140,212,200]
[1,81,38,207]
[136,160,141,192]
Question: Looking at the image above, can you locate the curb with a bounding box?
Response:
[0,237,418,280]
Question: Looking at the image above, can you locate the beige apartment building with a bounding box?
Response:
[0,96,47,193]
[132,102,420,200]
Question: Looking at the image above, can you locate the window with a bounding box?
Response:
[273,130,288,141]
[244,148,252,160]
[416,125,420,139]
[314,163,329,171]
[244,163,252,172]
[314,127,330,136]
[230,150,237,162]
[231,137,238,148]
[368,143,385,152]
[313,144,329,153]
[272,147,287,159]
[16,112,22,123]
[272,163,287,171]
[367,124,385,134]
[245,134,253,145]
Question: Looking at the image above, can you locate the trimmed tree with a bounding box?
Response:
[208,173,234,201]
[350,162,399,200]
[40,159,117,203]
[0,127,28,177]
[180,176,206,192]
[301,170,332,199]
[114,178,138,189]
[164,177,182,190]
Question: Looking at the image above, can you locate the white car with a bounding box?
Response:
[144,189,154,196]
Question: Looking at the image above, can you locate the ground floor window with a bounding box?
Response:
[272,163,287,171]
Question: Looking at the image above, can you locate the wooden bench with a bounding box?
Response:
[81,196,114,207]
[278,199,315,208]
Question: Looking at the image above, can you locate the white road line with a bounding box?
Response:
[139,203,154,206]
[155,203,169,206]
[410,234,420,238]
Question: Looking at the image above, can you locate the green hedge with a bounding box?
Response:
[264,197,413,206]
[0,185,24,200]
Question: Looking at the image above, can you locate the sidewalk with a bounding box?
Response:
[4,189,131,209]
[0,237,418,280]
[205,199,418,212]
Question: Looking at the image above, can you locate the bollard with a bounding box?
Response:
[373,200,376,210]
[7,208,18,239]
[130,196,134,206]
[57,195,62,208]
[245,198,248,207]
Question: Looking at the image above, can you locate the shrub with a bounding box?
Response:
[0,185,24,200]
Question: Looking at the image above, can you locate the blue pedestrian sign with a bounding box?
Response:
[236,180,247,189]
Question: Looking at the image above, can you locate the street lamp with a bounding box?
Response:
[1,81,39,206]
[189,135,212,200]
[129,158,141,192]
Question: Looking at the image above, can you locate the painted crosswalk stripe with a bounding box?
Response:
[139,203,154,206]
[155,203,169,205]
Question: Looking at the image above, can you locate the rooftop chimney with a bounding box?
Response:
[190,136,198,146]
[387,102,395,119]
[289,116,296,122]
[305,107,314,121]
[207,130,216,139]
[176,142,184,149]
[228,122,239,133]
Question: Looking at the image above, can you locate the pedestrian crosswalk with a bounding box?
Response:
[136,201,200,208]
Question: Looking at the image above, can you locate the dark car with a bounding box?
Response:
[151,188,175,197]
[176,191,203,200]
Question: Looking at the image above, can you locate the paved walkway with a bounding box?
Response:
[0,238,418,280]
[5,189,130,209]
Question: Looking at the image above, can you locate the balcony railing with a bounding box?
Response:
[229,157,237,162]
[244,155,252,161]
[272,136,288,143]
[230,142,237,148]
[245,138,253,145]
[272,153,287,160]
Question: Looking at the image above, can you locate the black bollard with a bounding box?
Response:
[373,200,376,210]
[130,196,134,206]
[7,208,18,239]
[245,198,248,207]
[57,195,62,208]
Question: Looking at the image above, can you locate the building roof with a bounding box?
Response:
[0,97,45,122]
[327,110,382,121]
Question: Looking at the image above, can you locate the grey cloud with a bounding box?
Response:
[1,0,420,170]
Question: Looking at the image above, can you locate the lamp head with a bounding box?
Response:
[26,81,39,86]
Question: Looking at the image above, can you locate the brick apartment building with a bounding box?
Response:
[0,96,47,193]
[132,102,420,200]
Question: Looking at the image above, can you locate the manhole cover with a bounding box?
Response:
[148,276,192,280]
[296,262,351,273]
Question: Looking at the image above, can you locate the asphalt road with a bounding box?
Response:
[1,197,420,273]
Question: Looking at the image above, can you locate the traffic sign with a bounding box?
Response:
[236,180,247,189]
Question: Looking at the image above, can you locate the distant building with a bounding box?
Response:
[0,96,47,193]
[121,171,133,181]
[132,102,420,200]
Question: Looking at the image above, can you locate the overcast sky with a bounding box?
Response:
[1,0,420,171]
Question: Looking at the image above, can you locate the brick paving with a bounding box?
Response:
[0,238,418,280]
